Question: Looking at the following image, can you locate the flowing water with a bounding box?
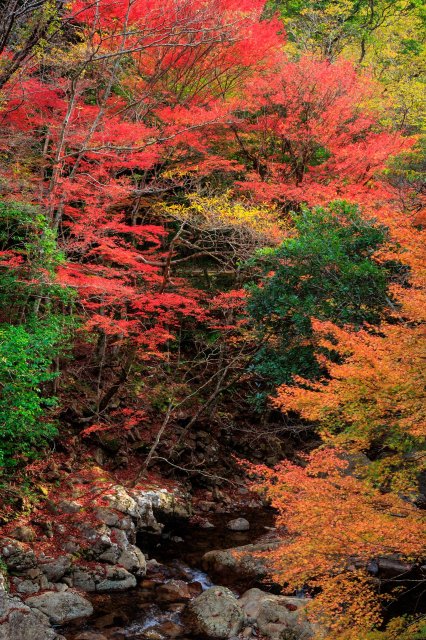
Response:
[59,508,276,640]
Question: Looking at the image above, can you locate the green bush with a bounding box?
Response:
[246,201,396,391]
[0,201,74,467]
[0,319,64,467]
[0,200,69,321]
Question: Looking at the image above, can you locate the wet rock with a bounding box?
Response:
[0,590,65,640]
[144,631,164,640]
[170,563,213,591]
[141,578,160,589]
[75,633,108,640]
[188,580,203,597]
[239,588,322,640]
[168,603,186,613]
[227,518,250,532]
[202,541,280,582]
[25,589,93,624]
[146,558,163,572]
[156,579,192,602]
[146,560,175,582]
[186,586,244,639]
[92,612,118,628]
[154,620,186,637]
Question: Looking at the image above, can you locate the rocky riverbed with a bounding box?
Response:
[0,472,323,640]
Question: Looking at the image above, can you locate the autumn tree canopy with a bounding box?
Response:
[0,0,424,637]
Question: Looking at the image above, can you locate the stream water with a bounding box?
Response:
[59,509,276,640]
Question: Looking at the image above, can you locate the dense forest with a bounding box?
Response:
[0,1,424,639]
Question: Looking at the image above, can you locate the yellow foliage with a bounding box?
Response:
[157,192,286,244]
[354,12,426,131]
[281,0,425,131]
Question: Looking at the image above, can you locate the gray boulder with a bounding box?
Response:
[39,554,72,582]
[187,586,245,638]
[97,565,137,592]
[0,482,189,605]
[117,543,146,575]
[25,589,93,624]
[239,588,323,640]
[131,487,192,530]
[0,538,37,572]
[103,486,140,518]
[99,485,191,534]
[0,590,65,640]
[12,577,40,595]
[72,566,100,591]
[202,541,280,582]
[227,518,250,531]
[72,563,137,592]
[96,538,146,576]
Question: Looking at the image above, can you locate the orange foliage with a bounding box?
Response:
[249,449,425,634]
[274,318,426,492]
[308,572,383,638]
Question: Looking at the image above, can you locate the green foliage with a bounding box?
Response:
[0,200,75,468]
[0,318,65,467]
[246,201,393,389]
[0,200,70,321]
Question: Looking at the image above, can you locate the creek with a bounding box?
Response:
[59,508,276,640]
